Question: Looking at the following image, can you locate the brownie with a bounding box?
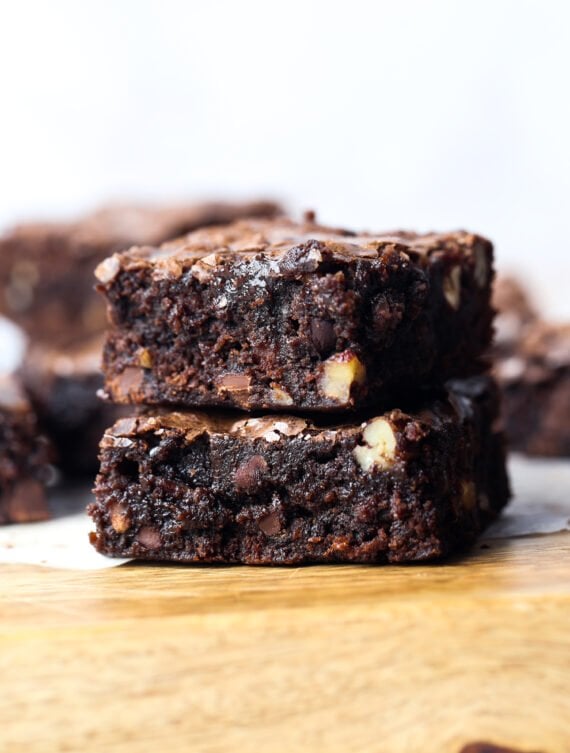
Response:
[19,337,126,476]
[0,374,53,524]
[495,321,570,456]
[492,275,538,354]
[96,217,494,413]
[0,200,281,345]
[490,275,570,456]
[460,744,543,753]
[89,376,509,564]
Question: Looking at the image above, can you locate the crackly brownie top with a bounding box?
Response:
[106,412,316,445]
[3,200,281,251]
[95,216,490,283]
[102,379,482,452]
[101,410,420,477]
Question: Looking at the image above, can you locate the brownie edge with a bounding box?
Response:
[89,377,509,564]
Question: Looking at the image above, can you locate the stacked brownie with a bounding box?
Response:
[89,216,510,564]
[1,200,281,480]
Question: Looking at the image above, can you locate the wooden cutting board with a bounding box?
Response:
[1,531,569,753]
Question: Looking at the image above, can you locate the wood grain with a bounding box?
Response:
[1,532,569,753]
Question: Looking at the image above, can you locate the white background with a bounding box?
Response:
[0,0,569,316]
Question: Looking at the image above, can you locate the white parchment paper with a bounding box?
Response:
[0,455,568,569]
[483,455,570,539]
[0,487,130,569]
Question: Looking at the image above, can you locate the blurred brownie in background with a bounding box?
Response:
[0,200,282,345]
[19,337,126,477]
[0,374,53,524]
[492,275,537,354]
[492,276,570,457]
[495,321,570,456]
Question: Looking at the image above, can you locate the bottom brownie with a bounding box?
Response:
[0,375,53,524]
[89,377,509,564]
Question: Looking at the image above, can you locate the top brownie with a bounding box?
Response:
[97,216,494,412]
[0,200,281,345]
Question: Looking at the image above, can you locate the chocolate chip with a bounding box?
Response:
[258,511,281,536]
[370,293,405,341]
[137,526,162,549]
[115,366,145,397]
[233,455,268,494]
[310,318,336,356]
[216,373,251,394]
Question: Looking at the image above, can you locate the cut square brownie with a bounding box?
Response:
[89,376,509,564]
[0,200,281,345]
[0,375,53,524]
[492,275,538,355]
[97,217,494,412]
